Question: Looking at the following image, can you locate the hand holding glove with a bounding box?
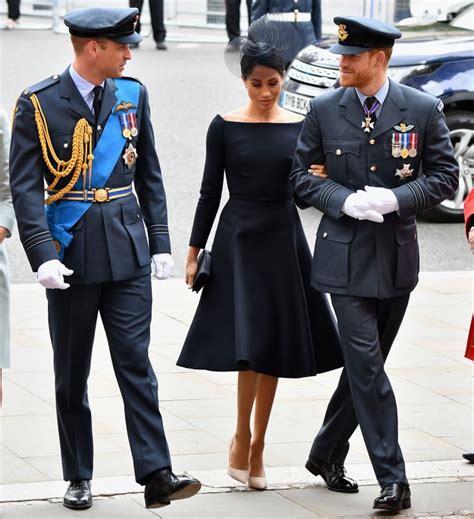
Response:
[152,253,174,280]
[363,186,399,215]
[342,192,384,223]
[37,259,73,289]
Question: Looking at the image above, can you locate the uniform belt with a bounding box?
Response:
[48,185,133,203]
[267,11,311,22]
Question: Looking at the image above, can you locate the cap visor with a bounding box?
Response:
[329,43,369,55]
[112,32,143,44]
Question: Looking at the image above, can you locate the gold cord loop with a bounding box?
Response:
[29,94,94,205]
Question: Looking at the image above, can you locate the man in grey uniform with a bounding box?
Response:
[291,16,459,510]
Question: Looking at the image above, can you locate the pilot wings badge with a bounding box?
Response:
[114,101,137,113]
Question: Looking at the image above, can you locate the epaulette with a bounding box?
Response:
[120,75,143,85]
[21,74,60,98]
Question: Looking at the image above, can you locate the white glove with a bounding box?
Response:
[152,253,174,280]
[37,259,73,289]
[342,192,384,223]
[363,186,400,215]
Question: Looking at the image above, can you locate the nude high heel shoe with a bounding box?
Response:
[248,444,267,490]
[227,437,249,484]
[247,473,267,490]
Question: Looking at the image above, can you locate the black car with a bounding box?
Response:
[280,6,474,222]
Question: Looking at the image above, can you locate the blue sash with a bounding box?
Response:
[45,78,140,260]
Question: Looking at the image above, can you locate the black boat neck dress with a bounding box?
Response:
[177,115,343,378]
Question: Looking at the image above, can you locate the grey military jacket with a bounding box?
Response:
[291,79,459,299]
[10,69,171,284]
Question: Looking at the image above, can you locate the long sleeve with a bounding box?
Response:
[0,109,15,236]
[189,116,225,249]
[251,0,269,22]
[290,100,353,220]
[10,95,58,270]
[134,84,171,254]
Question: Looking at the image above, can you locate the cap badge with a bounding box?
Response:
[338,24,349,41]
[395,163,414,180]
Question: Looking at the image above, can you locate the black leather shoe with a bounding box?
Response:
[373,482,411,510]
[305,457,358,493]
[156,41,167,50]
[63,480,92,510]
[463,453,474,463]
[144,468,201,509]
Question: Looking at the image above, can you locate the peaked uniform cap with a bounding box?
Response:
[63,7,143,44]
[330,16,401,55]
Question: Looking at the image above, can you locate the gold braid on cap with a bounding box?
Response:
[29,93,94,205]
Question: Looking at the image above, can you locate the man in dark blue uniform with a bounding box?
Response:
[291,16,459,511]
[251,0,322,47]
[9,7,200,511]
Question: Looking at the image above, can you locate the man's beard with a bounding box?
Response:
[339,68,373,88]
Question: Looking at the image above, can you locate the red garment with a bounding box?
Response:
[466,316,474,361]
[464,189,474,360]
[463,189,474,238]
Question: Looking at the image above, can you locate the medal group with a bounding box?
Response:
[392,122,416,180]
[115,100,139,169]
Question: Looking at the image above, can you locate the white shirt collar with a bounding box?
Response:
[355,78,390,108]
[68,64,103,99]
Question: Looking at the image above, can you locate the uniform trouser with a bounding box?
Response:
[225,0,251,41]
[310,294,410,487]
[47,275,171,484]
[129,0,166,43]
[7,0,20,20]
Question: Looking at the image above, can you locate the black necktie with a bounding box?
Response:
[92,85,103,122]
[364,96,378,123]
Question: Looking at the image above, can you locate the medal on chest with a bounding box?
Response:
[395,163,414,180]
[123,142,138,169]
[120,112,138,140]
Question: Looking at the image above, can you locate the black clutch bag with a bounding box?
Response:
[192,250,211,293]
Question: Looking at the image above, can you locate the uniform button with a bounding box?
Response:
[97,125,102,132]
[370,165,377,172]
[63,142,68,149]
[323,232,328,238]
[336,149,342,156]
[369,139,375,145]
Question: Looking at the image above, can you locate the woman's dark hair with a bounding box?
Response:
[240,40,285,80]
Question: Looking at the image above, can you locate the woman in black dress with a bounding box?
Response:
[177,38,343,489]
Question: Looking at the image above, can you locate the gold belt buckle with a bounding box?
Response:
[93,188,110,203]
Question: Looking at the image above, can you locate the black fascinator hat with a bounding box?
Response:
[224,15,302,77]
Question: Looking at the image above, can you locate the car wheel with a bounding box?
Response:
[422,110,474,223]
